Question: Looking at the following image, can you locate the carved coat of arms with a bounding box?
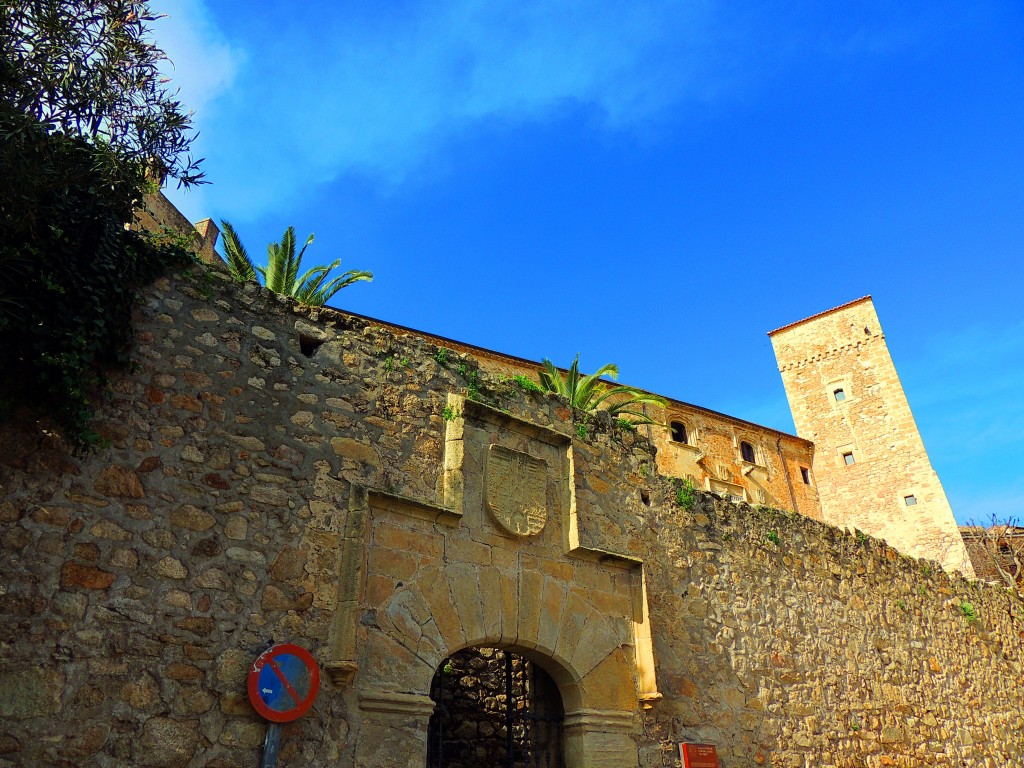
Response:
[485,445,547,537]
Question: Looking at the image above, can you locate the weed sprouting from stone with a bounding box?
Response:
[513,374,542,393]
[441,405,459,421]
[960,600,979,624]
[576,424,587,440]
[435,348,449,366]
[674,479,695,511]
[766,530,781,546]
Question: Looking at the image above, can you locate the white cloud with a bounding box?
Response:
[160,0,963,220]
[151,0,242,116]
[188,1,734,216]
[149,0,243,220]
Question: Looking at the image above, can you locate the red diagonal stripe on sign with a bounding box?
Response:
[266,657,303,706]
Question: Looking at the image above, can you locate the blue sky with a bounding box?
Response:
[156,0,1024,523]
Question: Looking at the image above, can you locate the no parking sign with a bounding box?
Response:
[248,643,321,722]
[247,643,321,768]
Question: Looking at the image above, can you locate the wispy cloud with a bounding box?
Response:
[153,0,242,117]
[156,0,965,219]
[903,320,1024,453]
[149,0,242,217]
[185,1,726,216]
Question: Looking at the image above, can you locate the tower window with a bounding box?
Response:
[669,421,688,444]
[800,467,811,484]
[740,441,756,463]
[842,451,855,465]
[833,388,847,402]
[904,495,917,506]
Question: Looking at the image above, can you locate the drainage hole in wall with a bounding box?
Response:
[640,491,651,506]
[299,334,325,357]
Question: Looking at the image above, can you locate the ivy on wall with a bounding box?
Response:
[0,109,190,448]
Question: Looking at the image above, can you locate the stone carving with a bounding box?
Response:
[485,444,547,536]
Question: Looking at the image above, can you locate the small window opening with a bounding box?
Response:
[670,421,688,444]
[842,451,855,465]
[904,495,917,506]
[740,441,756,463]
[299,334,325,358]
[800,467,811,484]
[833,388,847,402]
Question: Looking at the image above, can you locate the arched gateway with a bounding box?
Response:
[326,397,660,768]
[427,647,564,768]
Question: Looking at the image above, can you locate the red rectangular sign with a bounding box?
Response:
[679,743,719,768]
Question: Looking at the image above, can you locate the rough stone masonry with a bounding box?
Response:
[0,260,1021,767]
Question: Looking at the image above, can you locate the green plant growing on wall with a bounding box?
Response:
[675,478,696,511]
[960,600,979,624]
[383,357,394,372]
[855,530,869,545]
[849,716,860,732]
[435,348,449,366]
[0,0,203,447]
[766,530,781,546]
[455,363,481,400]
[897,599,907,611]
[441,405,459,421]
[576,424,588,440]
[219,221,372,306]
[538,354,667,425]
[513,374,542,393]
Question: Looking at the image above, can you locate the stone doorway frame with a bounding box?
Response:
[325,396,656,768]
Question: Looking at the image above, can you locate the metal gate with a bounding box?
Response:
[427,648,564,768]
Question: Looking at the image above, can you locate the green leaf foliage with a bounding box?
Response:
[218,221,373,306]
[0,110,191,447]
[538,354,667,425]
[0,0,203,186]
[1,0,202,447]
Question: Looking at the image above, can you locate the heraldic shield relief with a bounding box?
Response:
[485,444,548,537]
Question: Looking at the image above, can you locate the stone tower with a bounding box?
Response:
[768,297,973,576]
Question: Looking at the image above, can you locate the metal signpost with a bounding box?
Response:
[247,643,321,768]
[679,743,720,768]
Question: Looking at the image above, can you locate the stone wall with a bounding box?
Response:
[329,315,822,525]
[637,494,1023,767]
[1,263,1021,767]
